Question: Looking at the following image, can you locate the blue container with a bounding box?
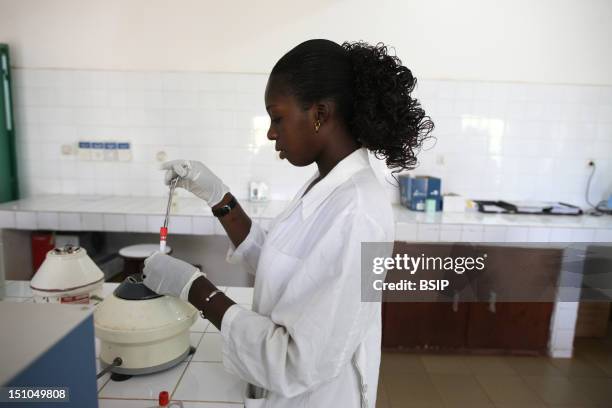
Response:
[411,176,442,211]
[398,175,412,208]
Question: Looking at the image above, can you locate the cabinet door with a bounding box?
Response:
[382,301,469,350]
[466,302,554,352]
[382,242,470,350]
[466,246,561,352]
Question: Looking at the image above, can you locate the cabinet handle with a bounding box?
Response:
[452,292,459,312]
[488,291,497,313]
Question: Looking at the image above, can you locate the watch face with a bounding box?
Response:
[213,196,236,217]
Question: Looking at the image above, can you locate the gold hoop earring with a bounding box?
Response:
[314,120,321,133]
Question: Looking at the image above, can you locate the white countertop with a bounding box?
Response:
[1,280,254,407]
[1,194,612,242]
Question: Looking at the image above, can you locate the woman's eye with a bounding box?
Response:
[271,117,281,124]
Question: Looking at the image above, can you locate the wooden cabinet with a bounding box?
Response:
[382,243,562,354]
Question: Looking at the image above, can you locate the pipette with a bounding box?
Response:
[160,177,179,253]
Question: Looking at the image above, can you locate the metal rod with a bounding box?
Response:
[96,357,122,379]
[163,177,179,229]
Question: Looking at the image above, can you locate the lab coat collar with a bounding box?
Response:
[301,148,371,219]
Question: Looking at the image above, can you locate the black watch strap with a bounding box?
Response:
[212,195,237,218]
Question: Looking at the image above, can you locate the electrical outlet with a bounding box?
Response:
[587,159,595,167]
[117,142,132,162]
[78,141,91,160]
[91,142,105,161]
[104,142,118,161]
[60,144,74,156]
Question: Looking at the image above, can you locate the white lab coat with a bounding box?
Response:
[221,148,394,407]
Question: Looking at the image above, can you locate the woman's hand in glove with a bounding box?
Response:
[142,252,205,301]
[161,160,229,207]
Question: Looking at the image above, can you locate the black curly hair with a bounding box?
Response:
[270,39,434,172]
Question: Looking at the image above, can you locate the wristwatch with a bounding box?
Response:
[212,195,237,218]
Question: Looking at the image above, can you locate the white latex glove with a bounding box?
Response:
[161,160,229,207]
[142,252,205,301]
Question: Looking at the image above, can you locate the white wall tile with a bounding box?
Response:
[192,217,214,235]
[527,227,550,242]
[125,215,147,232]
[81,213,104,230]
[440,225,462,242]
[570,228,596,242]
[483,226,507,242]
[36,212,59,229]
[15,211,37,229]
[549,228,573,242]
[395,223,417,241]
[12,69,612,209]
[417,225,440,242]
[505,227,529,242]
[103,214,126,231]
[594,228,612,242]
[0,211,16,228]
[553,307,578,330]
[461,225,484,242]
[551,329,575,350]
[169,216,193,234]
[58,213,81,230]
[146,215,165,233]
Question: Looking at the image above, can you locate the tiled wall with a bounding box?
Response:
[11,69,612,206]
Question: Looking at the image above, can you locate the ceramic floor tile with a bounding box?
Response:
[578,349,612,377]
[549,356,609,378]
[173,362,243,403]
[430,374,493,405]
[99,362,188,399]
[380,352,427,375]
[192,333,223,362]
[375,380,391,408]
[442,402,495,408]
[463,356,517,376]
[98,399,157,407]
[383,373,444,406]
[521,375,592,406]
[475,375,542,404]
[574,338,612,355]
[223,287,253,304]
[421,355,471,374]
[570,377,612,406]
[503,356,565,377]
[492,403,547,408]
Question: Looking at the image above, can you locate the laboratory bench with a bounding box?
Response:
[1,195,612,361]
[0,194,611,242]
[0,280,254,407]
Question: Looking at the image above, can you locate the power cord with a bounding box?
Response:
[585,161,612,215]
[585,161,597,208]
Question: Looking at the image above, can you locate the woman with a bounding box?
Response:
[143,39,433,407]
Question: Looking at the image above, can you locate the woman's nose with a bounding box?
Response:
[267,126,276,141]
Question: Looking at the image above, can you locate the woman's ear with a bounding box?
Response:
[314,100,332,123]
